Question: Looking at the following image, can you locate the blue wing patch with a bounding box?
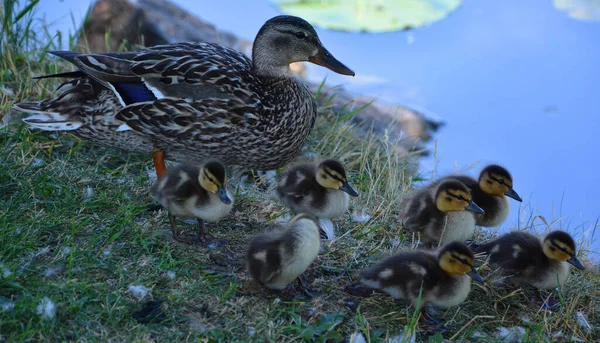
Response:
[112,82,156,105]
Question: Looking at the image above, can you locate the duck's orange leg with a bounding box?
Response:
[152,146,167,180]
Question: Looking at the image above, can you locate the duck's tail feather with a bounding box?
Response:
[15,102,82,131]
[33,71,86,80]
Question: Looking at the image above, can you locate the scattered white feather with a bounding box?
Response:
[61,247,71,257]
[0,263,12,278]
[348,332,367,343]
[128,284,149,300]
[471,331,487,339]
[103,250,111,256]
[575,311,592,333]
[388,330,416,343]
[1,85,15,97]
[552,331,564,339]
[36,297,56,320]
[43,265,65,277]
[86,186,94,200]
[319,219,336,240]
[497,326,526,342]
[351,209,371,223]
[0,299,14,312]
[273,298,281,304]
[32,158,45,167]
[35,246,51,257]
[166,271,176,280]
[146,168,158,184]
[519,314,531,323]
[248,327,256,337]
[264,170,277,184]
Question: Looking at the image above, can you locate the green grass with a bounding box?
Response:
[1,1,599,342]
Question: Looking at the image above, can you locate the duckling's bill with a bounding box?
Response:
[308,47,355,76]
[340,182,359,197]
[567,255,585,270]
[504,188,522,202]
[466,267,485,283]
[465,201,485,214]
[217,187,232,204]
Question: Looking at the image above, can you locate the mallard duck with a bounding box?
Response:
[436,165,522,227]
[14,15,354,179]
[276,159,359,219]
[352,241,483,322]
[401,179,484,246]
[150,160,233,245]
[247,213,321,296]
[473,230,585,290]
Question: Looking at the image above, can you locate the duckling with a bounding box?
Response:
[401,179,484,246]
[276,159,359,219]
[438,165,522,227]
[474,230,585,290]
[355,241,483,322]
[247,213,321,296]
[151,161,233,245]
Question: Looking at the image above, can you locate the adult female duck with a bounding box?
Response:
[14,15,354,178]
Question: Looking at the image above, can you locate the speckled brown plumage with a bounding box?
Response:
[14,16,354,171]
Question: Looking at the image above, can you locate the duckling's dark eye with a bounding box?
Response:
[446,197,452,202]
[486,180,493,185]
[549,247,556,252]
[295,31,307,39]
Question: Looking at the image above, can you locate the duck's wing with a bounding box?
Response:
[360,252,440,296]
[276,165,318,199]
[56,42,259,105]
[476,232,544,275]
[247,236,283,284]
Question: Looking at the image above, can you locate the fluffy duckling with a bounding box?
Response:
[401,179,484,246]
[276,159,359,219]
[439,165,522,227]
[356,241,483,321]
[151,161,233,245]
[247,213,321,296]
[474,230,585,290]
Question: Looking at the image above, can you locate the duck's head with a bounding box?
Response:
[435,179,484,214]
[252,15,354,77]
[542,231,585,270]
[438,241,484,282]
[199,161,232,204]
[315,159,359,196]
[478,165,522,202]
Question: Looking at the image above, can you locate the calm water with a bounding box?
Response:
[38,0,600,257]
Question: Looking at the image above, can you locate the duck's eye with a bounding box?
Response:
[295,31,307,39]
[549,246,556,252]
[486,180,493,184]
[446,197,452,202]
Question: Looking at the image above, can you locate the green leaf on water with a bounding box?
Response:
[268,0,462,32]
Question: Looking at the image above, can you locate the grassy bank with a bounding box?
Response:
[1,1,598,342]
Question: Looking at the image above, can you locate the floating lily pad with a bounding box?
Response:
[267,0,462,32]
[554,0,600,21]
